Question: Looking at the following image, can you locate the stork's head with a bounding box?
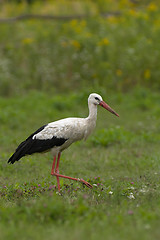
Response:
[88,93,119,117]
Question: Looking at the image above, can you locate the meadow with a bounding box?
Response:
[0,89,160,240]
[0,1,160,240]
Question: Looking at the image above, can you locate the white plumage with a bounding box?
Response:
[8,93,119,191]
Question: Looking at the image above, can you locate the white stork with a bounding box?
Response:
[8,93,119,191]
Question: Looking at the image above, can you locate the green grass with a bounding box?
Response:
[0,89,160,240]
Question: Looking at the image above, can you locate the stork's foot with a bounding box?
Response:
[79,179,93,189]
[52,172,93,189]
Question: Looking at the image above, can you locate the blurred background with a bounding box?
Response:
[0,2,160,240]
[0,0,160,96]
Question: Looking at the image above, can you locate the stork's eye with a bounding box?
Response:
[95,97,100,101]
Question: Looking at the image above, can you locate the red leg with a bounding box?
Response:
[51,155,60,191]
[55,153,61,191]
[54,173,93,189]
[51,156,56,175]
[55,152,61,174]
[51,153,93,191]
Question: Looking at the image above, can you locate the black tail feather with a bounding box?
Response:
[8,152,21,164]
[8,140,28,164]
[8,124,48,164]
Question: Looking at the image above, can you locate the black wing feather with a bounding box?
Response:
[8,124,67,164]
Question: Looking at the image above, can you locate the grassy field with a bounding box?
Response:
[0,1,160,239]
[0,89,160,240]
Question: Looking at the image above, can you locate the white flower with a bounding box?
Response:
[139,187,148,193]
[93,184,98,187]
[144,224,150,229]
[128,192,135,199]
[56,191,61,195]
[109,191,113,195]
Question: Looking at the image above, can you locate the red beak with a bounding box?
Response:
[99,101,119,117]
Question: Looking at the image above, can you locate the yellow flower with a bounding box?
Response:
[71,40,81,49]
[107,16,119,24]
[98,38,110,46]
[116,69,123,76]
[129,9,138,17]
[153,19,160,31]
[84,32,92,38]
[22,38,34,45]
[70,19,78,27]
[128,9,149,19]
[80,20,86,28]
[144,69,151,79]
[147,3,158,12]
[119,0,130,8]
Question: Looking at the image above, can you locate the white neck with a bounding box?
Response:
[87,102,97,121]
[82,102,98,140]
